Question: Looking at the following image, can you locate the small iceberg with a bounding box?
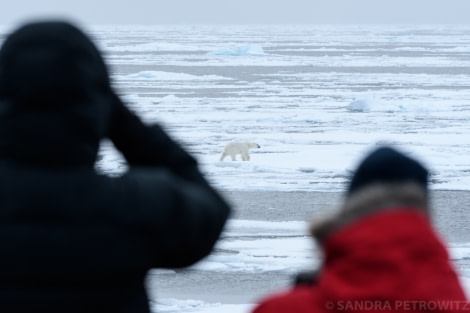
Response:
[348,98,372,112]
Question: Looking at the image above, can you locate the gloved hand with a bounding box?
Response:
[292,270,319,286]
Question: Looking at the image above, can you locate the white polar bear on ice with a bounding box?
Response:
[220,142,260,161]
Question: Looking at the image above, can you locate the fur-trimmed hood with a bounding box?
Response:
[310,182,429,243]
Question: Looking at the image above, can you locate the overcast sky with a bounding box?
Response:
[2,0,470,26]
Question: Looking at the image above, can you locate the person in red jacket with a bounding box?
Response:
[252,147,469,313]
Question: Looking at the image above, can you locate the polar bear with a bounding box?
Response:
[220,142,260,161]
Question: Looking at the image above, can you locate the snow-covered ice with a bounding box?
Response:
[90,24,470,193]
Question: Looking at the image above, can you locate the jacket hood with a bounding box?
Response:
[311,183,429,242]
[0,21,114,166]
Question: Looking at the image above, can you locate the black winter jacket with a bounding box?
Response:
[0,21,231,313]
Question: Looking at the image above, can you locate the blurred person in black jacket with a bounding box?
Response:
[0,20,231,313]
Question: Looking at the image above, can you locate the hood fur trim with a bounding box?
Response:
[310,183,429,243]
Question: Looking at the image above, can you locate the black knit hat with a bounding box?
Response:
[347,147,428,195]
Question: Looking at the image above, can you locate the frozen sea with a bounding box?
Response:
[3,24,470,312]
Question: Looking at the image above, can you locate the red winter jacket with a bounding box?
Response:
[253,208,468,313]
